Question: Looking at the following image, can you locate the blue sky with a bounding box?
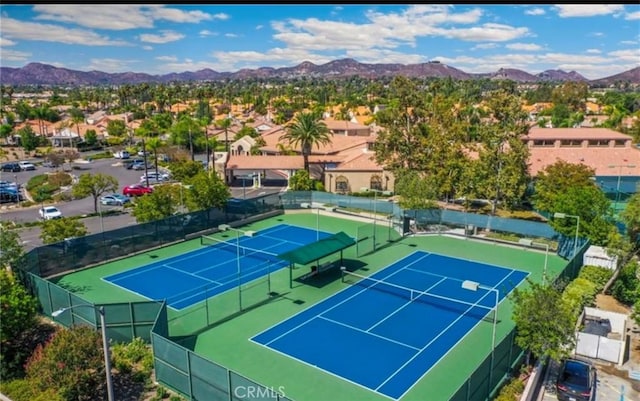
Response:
[1,4,638,80]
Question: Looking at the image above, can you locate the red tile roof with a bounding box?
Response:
[528,147,640,176]
[525,127,632,140]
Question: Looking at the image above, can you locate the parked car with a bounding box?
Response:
[125,159,145,170]
[42,159,56,168]
[131,160,153,171]
[39,206,63,220]
[123,184,154,197]
[140,172,170,184]
[1,162,21,172]
[556,358,596,401]
[0,188,21,203]
[100,193,131,206]
[0,181,20,191]
[18,161,36,171]
[113,150,130,159]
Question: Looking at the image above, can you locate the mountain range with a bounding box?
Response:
[1,59,639,86]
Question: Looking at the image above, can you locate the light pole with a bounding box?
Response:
[301,202,320,240]
[51,305,114,401]
[218,224,255,310]
[608,164,636,214]
[518,239,549,284]
[553,212,580,259]
[461,280,499,390]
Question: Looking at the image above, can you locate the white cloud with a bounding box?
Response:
[224,33,239,38]
[554,5,625,18]
[505,43,542,51]
[525,8,545,16]
[607,48,640,63]
[0,48,31,62]
[434,23,530,42]
[32,5,214,30]
[1,17,129,46]
[256,25,264,30]
[86,58,138,73]
[0,37,17,47]
[585,49,601,54]
[471,43,499,50]
[590,32,604,37]
[199,30,218,37]
[156,55,178,62]
[145,6,214,24]
[142,46,153,51]
[139,31,185,44]
[625,11,640,20]
[211,13,230,20]
[620,40,637,45]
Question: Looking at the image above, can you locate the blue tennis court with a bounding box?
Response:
[103,224,333,310]
[252,251,528,400]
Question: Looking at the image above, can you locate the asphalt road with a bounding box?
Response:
[1,154,288,250]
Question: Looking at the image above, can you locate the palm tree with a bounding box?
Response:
[280,111,332,172]
[145,137,164,177]
[216,117,232,154]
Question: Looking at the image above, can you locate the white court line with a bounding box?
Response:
[318,316,420,351]
[262,253,432,347]
[375,286,494,391]
[365,277,447,333]
[396,269,529,400]
[386,269,518,398]
[249,337,397,401]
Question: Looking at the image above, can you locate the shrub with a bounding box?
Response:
[579,265,614,293]
[47,172,72,187]
[0,378,64,401]
[494,376,525,401]
[25,175,48,191]
[25,325,107,401]
[562,277,598,316]
[111,337,154,381]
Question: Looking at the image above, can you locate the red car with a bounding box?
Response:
[123,184,153,197]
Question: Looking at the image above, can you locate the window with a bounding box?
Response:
[533,140,555,147]
[335,176,349,194]
[614,140,626,147]
[588,140,609,147]
[560,139,582,147]
[370,175,383,191]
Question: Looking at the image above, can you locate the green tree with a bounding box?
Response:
[84,129,98,146]
[185,171,230,211]
[25,325,108,401]
[72,173,119,213]
[281,111,332,172]
[39,217,88,244]
[17,125,39,153]
[168,159,204,182]
[0,123,13,142]
[0,269,39,380]
[288,169,314,190]
[0,270,38,345]
[550,185,615,245]
[106,119,127,138]
[510,279,576,364]
[393,169,439,210]
[621,192,640,256]
[132,184,179,223]
[0,225,24,270]
[216,117,232,154]
[533,160,596,213]
[611,260,640,305]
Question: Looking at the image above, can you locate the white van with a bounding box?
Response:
[113,150,130,159]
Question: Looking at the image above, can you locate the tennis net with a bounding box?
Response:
[200,234,281,263]
[342,270,495,319]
